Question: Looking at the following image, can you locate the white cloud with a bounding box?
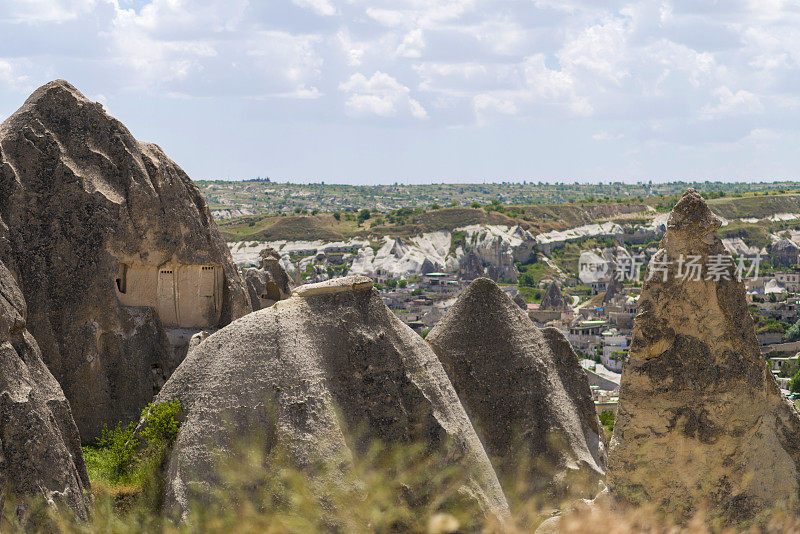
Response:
[396,29,425,58]
[701,87,764,119]
[593,131,624,141]
[339,71,428,119]
[292,0,336,17]
[2,0,800,162]
[1,0,99,23]
[0,59,28,88]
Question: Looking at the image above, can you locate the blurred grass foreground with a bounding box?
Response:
[6,409,800,534]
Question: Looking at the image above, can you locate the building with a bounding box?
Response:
[775,271,800,293]
[601,329,628,372]
[770,354,800,377]
[567,319,607,356]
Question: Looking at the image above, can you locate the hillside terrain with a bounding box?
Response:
[198,179,800,217]
[218,202,650,242]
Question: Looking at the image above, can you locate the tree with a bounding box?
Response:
[398,279,407,289]
[333,211,341,221]
[785,318,800,342]
[358,209,371,223]
[790,369,800,394]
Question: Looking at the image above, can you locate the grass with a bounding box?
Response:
[707,193,800,220]
[218,203,656,243]
[82,400,182,510]
[8,431,800,533]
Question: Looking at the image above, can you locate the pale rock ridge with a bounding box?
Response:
[153,275,510,520]
[0,80,252,440]
[0,258,90,520]
[608,188,800,525]
[426,278,606,497]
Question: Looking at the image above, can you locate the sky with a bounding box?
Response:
[1,0,800,184]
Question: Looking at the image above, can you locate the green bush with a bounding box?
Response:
[140,399,182,452]
[790,370,800,394]
[86,399,182,486]
[786,318,800,342]
[96,422,139,482]
[599,410,615,432]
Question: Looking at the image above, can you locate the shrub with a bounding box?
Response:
[140,399,182,453]
[96,422,139,482]
[599,410,615,431]
[86,400,182,486]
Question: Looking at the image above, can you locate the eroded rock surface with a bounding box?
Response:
[0,259,89,519]
[243,247,293,310]
[426,278,606,497]
[154,275,509,520]
[0,80,251,439]
[540,280,571,311]
[608,189,800,525]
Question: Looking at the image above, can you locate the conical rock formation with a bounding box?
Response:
[608,189,800,525]
[426,278,606,497]
[540,280,571,311]
[0,259,90,519]
[153,275,509,520]
[0,80,251,439]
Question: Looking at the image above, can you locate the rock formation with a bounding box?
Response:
[601,276,622,305]
[609,189,800,525]
[540,280,571,311]
[153,276,509,520]
[0,259,90,519]
[770,237,800,268]
[243,247,293,310]
[0,80,251,440]
[426,278,606,497]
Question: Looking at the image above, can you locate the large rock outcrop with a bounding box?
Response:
[608,189,800,525]
[153,276,509,520]
[243,247,293,310]
[0,80,251,440]
[540,280,571,311]
[0,259,90,519]
[426,278,606,497]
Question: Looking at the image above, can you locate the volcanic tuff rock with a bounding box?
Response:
[770,237,800,268]
[601,276,622,305]
[153,275,509,520]
[243,247,293,310]
[0,259,90,519]
[426,278,606,497]
[608,189,800,525]
[540,280,571,311]
[0,80,251,440]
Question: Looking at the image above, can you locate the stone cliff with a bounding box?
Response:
[609,189,800,525]
[0,80,251,440]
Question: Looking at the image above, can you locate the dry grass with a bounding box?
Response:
[5,439,800,533]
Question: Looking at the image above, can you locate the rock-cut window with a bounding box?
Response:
[116,263,128,294]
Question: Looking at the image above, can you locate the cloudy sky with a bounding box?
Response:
[1,0,799,183]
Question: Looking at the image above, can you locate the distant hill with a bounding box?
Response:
[218,203,649,242]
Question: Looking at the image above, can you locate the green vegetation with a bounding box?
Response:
[84,399,181,491]
[599,410,615,440]
[449,229,467,256]
[790,370,800,394]
[752,313,790,334]
[517,260,557,288]
[198,179,800,218]
[786,318,800,342]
